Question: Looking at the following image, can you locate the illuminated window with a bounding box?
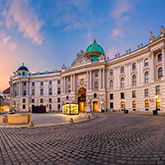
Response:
[145,71,149,83]
[110,80,113,89]
[40,89,44,96]
[132,63,136,70]
[132,101,136,108]
[49,88,52,95]
[121,101,125,108]
[156,98,161,107]
[121,66,124,73]
[110,69,113,76]
[158,54,162,62]
[145,100,149,107]
[121,77,124,88]
[132,75,136,86]
[158,67,163,78]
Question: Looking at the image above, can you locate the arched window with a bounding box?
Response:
[23,89,26,96]
[110,69,113,76]
[158,67,163,78]
[121,66,124,73]
[145,100,149,107]
[94,81,98,90]
[58,87,61,95]
[132,63,136,70]
[49,88,52,95]
[145,71,149,83]
[110,80,113,89]
[40,89,44,96]
[32,89,35,96]
[121,101,125,108]
[132,101,136,108]
[132,75,136,86]
[121,77,124,88]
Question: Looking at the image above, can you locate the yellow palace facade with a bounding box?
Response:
[9,27,165,112]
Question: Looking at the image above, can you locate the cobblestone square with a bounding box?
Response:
[1,113,165,164]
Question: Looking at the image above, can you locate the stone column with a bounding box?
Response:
[90,70,92,90]
[103,68,105,88]
[19,82,22,96]
[61,77,64,93]
[128,64,131,86]
[137,60,141,85]
[114,68,117,89]
[74,74,76,92]
[150,51,155,82]
[71,74,73,92]
[162,46,165,77]
[64,77,66,93]
[140,60,143,84]
[99,69,102,89]
[87,72,89,90]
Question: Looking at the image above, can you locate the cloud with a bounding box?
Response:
[52,0,93,31]
[0,21,3,26]
[0,32,17,50]
[107,47,118,59]
[2,0,43,45]
[110,0,137,39]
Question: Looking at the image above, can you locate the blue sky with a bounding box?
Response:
[0,0,165,91]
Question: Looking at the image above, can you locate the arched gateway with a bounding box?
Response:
[78,88,86,112]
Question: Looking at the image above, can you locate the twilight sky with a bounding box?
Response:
[0,0,165,92]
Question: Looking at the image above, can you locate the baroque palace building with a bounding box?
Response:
[10,27,165,112]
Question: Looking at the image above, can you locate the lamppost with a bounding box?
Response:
[100,101,103,112]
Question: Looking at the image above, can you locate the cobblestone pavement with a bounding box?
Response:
[1,113,165,165]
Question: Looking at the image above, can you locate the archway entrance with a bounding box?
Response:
[78,88,86,112]
[93,101,98,112]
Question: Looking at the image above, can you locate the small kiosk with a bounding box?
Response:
[63,104,79,115]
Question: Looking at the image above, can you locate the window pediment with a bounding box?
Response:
[131,70,137,75]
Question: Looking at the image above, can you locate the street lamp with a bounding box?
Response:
[100,101,103,112]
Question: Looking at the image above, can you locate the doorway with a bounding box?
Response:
[78,88,86,112]
[93,101,98,112]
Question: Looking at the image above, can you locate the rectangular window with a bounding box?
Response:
[68,77,70,82]
[95,72,98,77]
[132,91,136,98]
[58,98,60,103]
[23,104,26,109]
[121,66,124,73]
[145,100,149,107]
[58,79,61,84]
[145,89,149,97]
[23,82,26,86]
[32,82,35,86]
[40,81,43,86]
[49,98,52,103]
[121,92,124,99]
[49,80,52,85]
[156,85,160,94]
[23,99,26,103]
[32,99,34,103]
[40,98,43,103]
[110,69,113,76]
[110,94,113,100]
[158,54,162,62]
[144,59,148,66]
[58,104,61,110]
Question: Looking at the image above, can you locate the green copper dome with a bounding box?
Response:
[85,39,105,61]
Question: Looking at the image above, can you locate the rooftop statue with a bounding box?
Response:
[160,26,165,36]
[150,31,155,42]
